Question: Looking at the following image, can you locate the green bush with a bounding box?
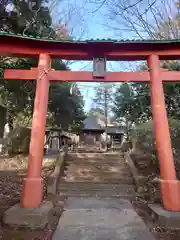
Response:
[133,118,180,167]
[6,127,31,154]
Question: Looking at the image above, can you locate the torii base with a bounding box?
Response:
[21,177,43,208]
[3,201,53,229]
[149,204,180,229]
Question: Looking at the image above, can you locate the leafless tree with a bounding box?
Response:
[85,0,180,73]
[48,0,89,67]
[88,0,180,40]
[49,0,88,40]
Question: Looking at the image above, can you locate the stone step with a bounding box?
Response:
[66,160,125,163]
[58,192,136,199]
[58,182,135,191]
[66,162,125,165]
[65,164,127,169]
[66,158,126,166]
[67,155,124,158]
[58,183,136,199]
[64,166,129,172]
[69,153,124,159]
[65,160,126,166]
[64,171,132,179]
[71,150,103,153]
[64,164,129,171]
[58,189,135,194]
[68,156,124,161]
[68,153,124,157]
[65,165,129,171]
[64,171,132,177]
[62,177,134,184]
[63,174,133,180]
[64,169,131,174]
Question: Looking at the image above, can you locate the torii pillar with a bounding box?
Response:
[21,54,51,208]
[148,54,180,211]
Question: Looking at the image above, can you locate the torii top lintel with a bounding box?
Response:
[1,32,180,61]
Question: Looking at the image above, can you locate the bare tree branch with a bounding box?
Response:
[91,0,107,14]
[122,0,143,11]
[98,0,180,40]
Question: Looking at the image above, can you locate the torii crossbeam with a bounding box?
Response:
[1,32,180,211]
[4,68,180,82]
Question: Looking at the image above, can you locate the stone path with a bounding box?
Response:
[53,197,155,240]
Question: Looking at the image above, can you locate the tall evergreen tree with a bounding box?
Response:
[0,0,85,133]
[0,0,55,37]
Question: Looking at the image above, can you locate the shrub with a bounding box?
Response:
[132,118,180,168]
[6,127,31,154]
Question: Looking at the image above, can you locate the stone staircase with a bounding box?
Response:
[57,150,137,199]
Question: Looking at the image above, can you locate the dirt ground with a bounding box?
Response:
[131,151,180,240]
[132,199,180,240]
[0,154,64,240]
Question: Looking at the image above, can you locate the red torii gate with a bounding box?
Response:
[1,33,180,211]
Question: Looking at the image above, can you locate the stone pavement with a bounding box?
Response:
[53,197,155,240]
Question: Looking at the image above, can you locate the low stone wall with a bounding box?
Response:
[124,150,146,193]
[47,149,67,195]
[125,149,161,202]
